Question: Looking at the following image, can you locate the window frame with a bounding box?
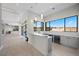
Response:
[45,15,78,32]
[50,18,65,32]
[45,21,50,31]
[64,15,78,32]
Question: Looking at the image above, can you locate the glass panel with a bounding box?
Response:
[37,22,44,31]
[65,16,77,32]
[34,22,37,31]
[50,19,64,32]
[34,21,44,31]
[37,22,42,27]
[41,22,44,31]
[45,21,50,31]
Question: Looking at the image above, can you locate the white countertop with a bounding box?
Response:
[33,32,48,36]
[42,31,79,38]
[33,31,79,38]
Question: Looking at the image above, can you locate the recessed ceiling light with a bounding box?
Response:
[41,14,43,19]
[30,6,33,8]
[52,7,55,10]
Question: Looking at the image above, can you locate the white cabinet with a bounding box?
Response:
[29,33,52,56]
[61,36,79,48]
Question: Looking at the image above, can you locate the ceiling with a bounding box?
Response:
[2,3,76,25]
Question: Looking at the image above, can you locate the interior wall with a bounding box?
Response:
[0,4,4,48]
[2,8,19,25]
[0,4,2,47]
[27,16,34,44]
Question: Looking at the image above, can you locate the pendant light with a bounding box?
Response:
[41,14,43,20]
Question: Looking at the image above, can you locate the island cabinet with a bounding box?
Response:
[29,33,52,56]
[60,36,79,48]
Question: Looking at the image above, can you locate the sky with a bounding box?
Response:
[48,16,77,27]
[65,16,77,27]
[34,21,43,27]
[34,16,77,28]
[50,18,64,27]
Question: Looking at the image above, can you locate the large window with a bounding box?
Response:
[45,15,78,32]
[34,21,44,31]
[50,18,64,32]
[34,15,78,32]
[65,16,78,32]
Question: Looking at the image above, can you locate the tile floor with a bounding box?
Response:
[52,43,79,56]
[0,31,43,56]
[0,31,79,56]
